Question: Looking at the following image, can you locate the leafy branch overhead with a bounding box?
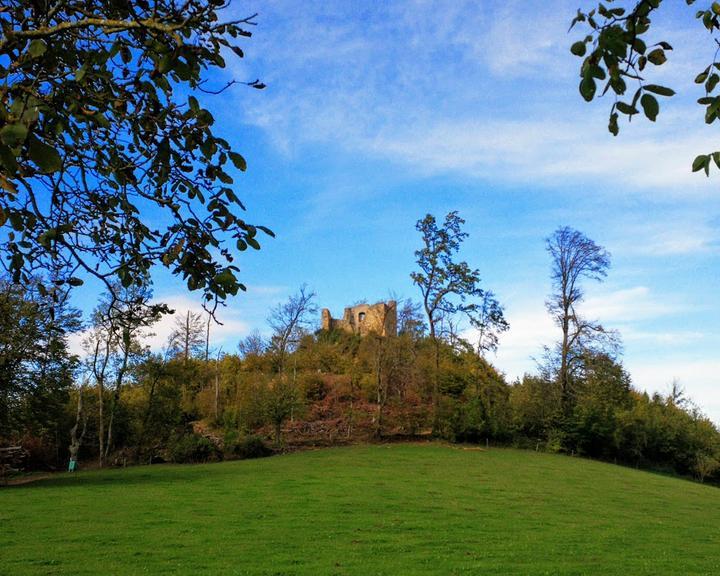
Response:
[0,0,272,306]
[570,0,720,175]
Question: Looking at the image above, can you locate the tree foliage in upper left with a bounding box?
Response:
[0,0,272,307]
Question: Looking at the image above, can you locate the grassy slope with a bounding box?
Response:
[1,444,718,576]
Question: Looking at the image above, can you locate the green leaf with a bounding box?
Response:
[229,152,247,171]
[706,74,720,95]
[217,171,233,184]
[608,112,619,136]
[0,123,28,147]
[75,64,88,83]
[570,41,586,57]
[28,135,62,173]
[9,212,24,232]
[615,101,638,115]
[712,152,720,169]
[579,77,596,102]
[640,94,659,121]
[214,269,236,287]
[27,39,47,58]
[0,144,18,175]
[643,84,675,97]
[647,48,667,66]
[256,225,275,238]
[692,154,710,174]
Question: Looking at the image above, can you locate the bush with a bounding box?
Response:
[231,434,273,460]
[169,433,221,464]
[299,373,329,402]
[20,434,62,471]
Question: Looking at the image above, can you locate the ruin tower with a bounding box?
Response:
[321,300,397,337]
[321,308,332,332]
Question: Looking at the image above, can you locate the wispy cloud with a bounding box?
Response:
[232,1,719,195]
[583,286,682,324]
[608,214,720,257]
[67,284,291,359]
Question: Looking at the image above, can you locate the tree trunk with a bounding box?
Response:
[184,311,190,362]
[68,387,86,470]
[430,324,440,433]
[375,360,383,438]
[214,367,219,422]
[97,378,104,467]
[205,313,210,362]
[104,341,130,461]
[136,369,160,463]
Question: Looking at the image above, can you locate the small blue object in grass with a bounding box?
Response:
[68,459,78,472]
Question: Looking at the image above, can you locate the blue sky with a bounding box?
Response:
[72,1,720,421]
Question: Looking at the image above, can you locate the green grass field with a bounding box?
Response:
[1,444,718,575]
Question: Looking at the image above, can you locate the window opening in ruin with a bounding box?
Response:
[358,312,366,322]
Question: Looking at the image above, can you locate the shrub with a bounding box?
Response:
[299,372,329,402]
[231,434,273,460]
[169,433,221,464]
[20,434,61,471]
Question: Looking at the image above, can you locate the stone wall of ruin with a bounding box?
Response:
[321,300,397,337]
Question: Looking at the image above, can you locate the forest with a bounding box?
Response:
[2,214,718,485]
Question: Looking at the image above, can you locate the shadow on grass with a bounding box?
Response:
[1,459,257,491]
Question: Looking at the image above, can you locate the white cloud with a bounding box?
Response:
[477,0,574,76]
[627,358,720,424]
[583,286,681,324]
[622,328,705,346]
[609,215,720,257]
[363,111,720,192]
[489,291,557,382]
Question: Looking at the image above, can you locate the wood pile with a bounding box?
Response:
[0,446,28,478]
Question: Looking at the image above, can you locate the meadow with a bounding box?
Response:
[1,444,718,575]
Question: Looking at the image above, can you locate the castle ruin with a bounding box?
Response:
[321,300,397,337]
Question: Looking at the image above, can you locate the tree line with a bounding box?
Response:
[1,213,718,484]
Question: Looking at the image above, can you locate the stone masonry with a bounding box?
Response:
[321,300,397,337]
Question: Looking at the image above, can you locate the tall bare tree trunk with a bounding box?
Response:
[184,311,190,362]
[206,313,211,362]
[214,365,220,422]
[69,386,87,470]
[104,338,130,462]
[97,378,104,467]
[430,323,440,433]
[375,358,384,438]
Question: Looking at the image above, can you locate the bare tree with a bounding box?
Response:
[84,284,166,466]
[358,302,396,437]
[469,291,509,356]
[68,383,88,471]
[167,310,206,362]
[396,298,426,339]
[267,285,318,373]
[238,330,268,358]
[545,226,617,411]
